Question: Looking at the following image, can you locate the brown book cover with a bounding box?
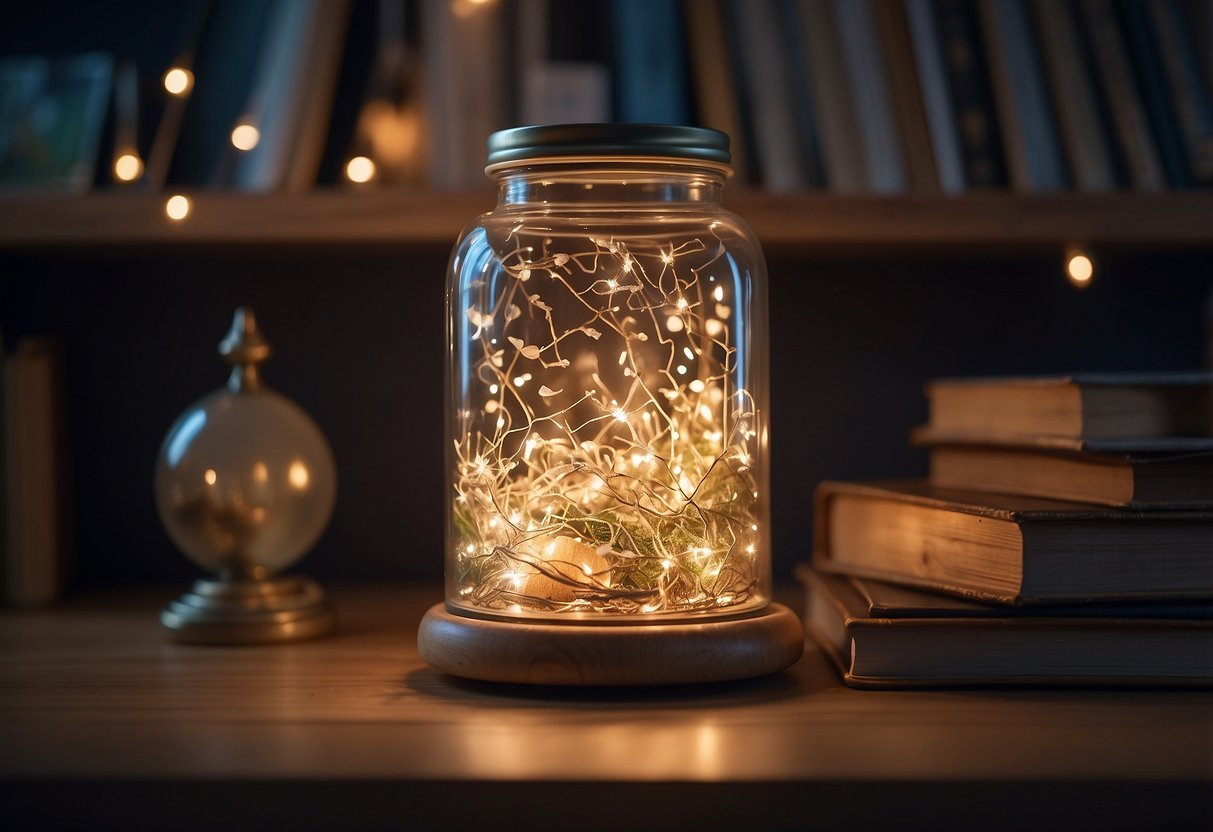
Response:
[918,441,1213,508]
[925,373,1213,440]
[812,480,1213,604]
[798,565,1213,688]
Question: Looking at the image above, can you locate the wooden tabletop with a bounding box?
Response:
[1,585,1210,831]
[3,191,1212,250]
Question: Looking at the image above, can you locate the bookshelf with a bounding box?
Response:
[1,191,1211,250]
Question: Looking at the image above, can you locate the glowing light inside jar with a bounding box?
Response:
[453,230,761,616]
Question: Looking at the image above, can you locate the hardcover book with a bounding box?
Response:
[1076,0,1168,189]
[935,0,1009,187]
[978,0,1069,191]
[800,566,1213,688]
[904,0,966,193]
[924,373,1213,441]
[793,0,867,193]
[1031,0,1118,190]
[924,443,1213,508]
[834,0,907,192]
[812,480,1213,604]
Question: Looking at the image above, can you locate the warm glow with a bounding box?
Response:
[231,123,260,151]
[113,153,143,182]
[203,468,217,485]
[345,155,376,183]
[252,462,268,483]
[288,461,310,490]
[163,67,194,96]
[1067,251,1094,285]
[165,195,191,221]
[452,221,761,618]
[453,0,496,16]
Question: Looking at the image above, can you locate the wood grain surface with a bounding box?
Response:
[416,602,804,685]
[0,585,1210,831]
[1,191,1211,249]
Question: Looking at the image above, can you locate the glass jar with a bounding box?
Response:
[444,125,769,621]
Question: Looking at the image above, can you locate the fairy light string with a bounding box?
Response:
[453,222,761,616]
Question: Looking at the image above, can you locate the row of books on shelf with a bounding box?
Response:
[718,0,1213,193]
[430,0,1213,193]
[6,0,1210,195]
[801,372,1213,688]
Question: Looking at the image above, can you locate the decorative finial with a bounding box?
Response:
[155,304,336,643]
[219,307,270,392]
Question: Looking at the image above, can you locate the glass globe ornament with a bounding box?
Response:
[156,308,336,643]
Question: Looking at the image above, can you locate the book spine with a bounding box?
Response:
[795,0,868,193]
[1,345,11,604]
[282,0,353,192]
[1076,0,1168,189]
[978,0,1069,191]
[834,0,908,193]
[683,0,751,183]
[422,0,457,188]
[873,0,941,193]
[934,0,1009,188]
[1146,0,1213,184]
[904,0,967,193]
[728,0,811,190]
[1030,0,1119,191]
[3,342,63,606]
[423,0,510,188]
[612,0,691,124]
[1117,0,1193,187]
[1187,0,1213,96]
[779,0,828,190]
[230,0,320,192]
[167,1,279,186]
[519,1,611,128]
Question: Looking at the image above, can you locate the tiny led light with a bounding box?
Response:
[165,194,191,221]
[288,461,310,490]
[345,155,376,183]
[1066,250,1094,286]
[231,123,260,151]
[449,213,762,619]
[113,153,143,182]
[163,67,193,96]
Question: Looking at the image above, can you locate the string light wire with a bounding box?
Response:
[452,224,762,617]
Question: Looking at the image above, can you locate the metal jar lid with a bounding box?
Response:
[485,124,732,170]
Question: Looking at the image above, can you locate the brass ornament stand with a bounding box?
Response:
[156,309,336,645]
[418,603,804,686]
[161,575,334,645]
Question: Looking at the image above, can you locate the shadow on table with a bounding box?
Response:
[399,642,844,710]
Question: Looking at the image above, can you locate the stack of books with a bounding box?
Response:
[802,373,1213,688]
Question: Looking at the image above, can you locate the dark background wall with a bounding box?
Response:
[3,0,1210,590]
[3,245,1209,588]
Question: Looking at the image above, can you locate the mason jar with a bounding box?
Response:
[444,124,770,621]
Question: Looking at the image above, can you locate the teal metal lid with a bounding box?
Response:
[486,124,731,168]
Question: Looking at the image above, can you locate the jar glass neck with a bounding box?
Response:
[492,161,728,207]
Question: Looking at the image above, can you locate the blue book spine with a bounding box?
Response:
[1117,0,1192,186]
[612,0,690,124]
[934,0,1008,187]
